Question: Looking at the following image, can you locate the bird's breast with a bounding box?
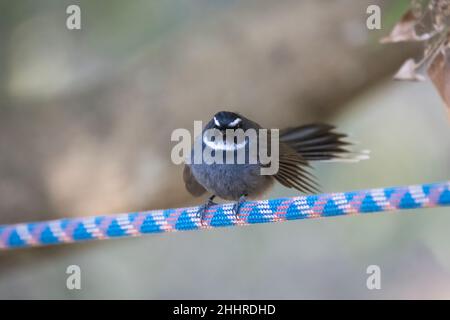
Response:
[190,162,273,200]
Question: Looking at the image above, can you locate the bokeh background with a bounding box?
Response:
[0,0,449,299]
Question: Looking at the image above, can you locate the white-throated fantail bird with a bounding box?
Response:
[183,111,368,220]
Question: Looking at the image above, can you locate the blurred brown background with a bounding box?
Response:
[0,0,449,299]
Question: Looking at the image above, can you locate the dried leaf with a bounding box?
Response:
[393,58,426,81]
[428,49,450,116]
[381,9,432,43]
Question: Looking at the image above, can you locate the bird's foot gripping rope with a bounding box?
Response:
[0,181,449,250]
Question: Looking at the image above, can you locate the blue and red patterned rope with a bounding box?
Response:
[0,181,449,250]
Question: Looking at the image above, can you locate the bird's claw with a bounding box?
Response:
[197,195,217,223]
[233,194,247,218]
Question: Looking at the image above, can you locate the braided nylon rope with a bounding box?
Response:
[0,181,449,250]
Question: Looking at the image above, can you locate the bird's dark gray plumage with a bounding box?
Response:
[183,111,363,218]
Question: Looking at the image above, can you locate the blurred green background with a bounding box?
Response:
[0,0,449,299]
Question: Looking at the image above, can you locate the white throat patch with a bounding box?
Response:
[203,135,247,151]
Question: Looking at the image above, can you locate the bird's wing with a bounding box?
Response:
[183,164,207,197]
[274,143,320,194]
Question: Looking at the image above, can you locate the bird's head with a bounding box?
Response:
[212,111,243,131]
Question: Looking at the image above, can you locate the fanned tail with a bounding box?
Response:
[280,124,369,162]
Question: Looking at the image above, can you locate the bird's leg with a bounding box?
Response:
[197,195,217,222]
[233,194,248,218]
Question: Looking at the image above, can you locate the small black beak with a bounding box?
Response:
[214,127,226,135]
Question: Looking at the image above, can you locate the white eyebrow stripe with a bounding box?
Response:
[228,118,242,127]
[214,117,221,127]
[203,136,247,151]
